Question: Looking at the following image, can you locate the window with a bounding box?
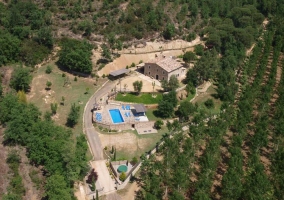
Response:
[149,72,151,75]
[148,66,150,69]
[163,71,165,74]
[163,77,165,80]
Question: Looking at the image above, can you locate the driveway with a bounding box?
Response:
[84,80,116,160]
[91,160,116,194]
[83,80,119,198]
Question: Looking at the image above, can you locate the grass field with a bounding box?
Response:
[99,127,168,161]
[115,92,162,104]
[28,63,106,137]
[193,85,222,115]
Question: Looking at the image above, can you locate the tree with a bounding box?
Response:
[67,103,80,127]
[185,69,198,86]
[163,23,175,40]
[50,103,58,115]
[0,31,21,66]
[17,90,27,104]
[45,65,52,74]
[61,96,65,106]
[10,67,32,92]
[133,81,143,95]
[45,175,71,200]
[86,169,98,191]
[36,26,53,49]
[154,120,164,129]
[194,44,204,56]
[177,101,196,121]
[158,101,174,118]
[101,43,111,60]
[123,84,128,94]
[183,51,197,63]
[58,39,93,74]
[168,75,179,91]
[152,81,155,93]
[204,99,214,109]
[46,81,52,90]
[163,91,178,107]
[94,190,98,200]
[162,76,179,92]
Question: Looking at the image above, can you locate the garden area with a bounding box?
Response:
[115,92,162,104]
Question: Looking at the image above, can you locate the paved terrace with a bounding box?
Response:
[93,103,149,125]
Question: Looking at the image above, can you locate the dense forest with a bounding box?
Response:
[1,0,284,199]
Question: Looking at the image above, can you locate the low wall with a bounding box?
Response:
[96,120,155,131]
[117,162,142,190]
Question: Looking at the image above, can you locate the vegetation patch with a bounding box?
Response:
[115,92,162,104]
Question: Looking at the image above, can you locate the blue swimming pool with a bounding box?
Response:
[109,109,124,124]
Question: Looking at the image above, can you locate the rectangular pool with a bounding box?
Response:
[109,109,124,124]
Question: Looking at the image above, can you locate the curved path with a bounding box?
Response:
[83,80,121,199]
[84,80,115,160]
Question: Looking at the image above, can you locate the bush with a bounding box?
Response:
[67,103,80,127]
[62,73,66,77]
[45,65,52,74]
[154,120,164,129]
[74,77,77,81]
[204,99,214,109]
[131,157,138,165]
[119,172,127,182]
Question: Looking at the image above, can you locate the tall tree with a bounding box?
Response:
[45,175,71,200]
[133,81,143,95]
[67,103,80,127]
[10,67,32,92]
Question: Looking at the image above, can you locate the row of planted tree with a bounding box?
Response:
[136,17,284,200]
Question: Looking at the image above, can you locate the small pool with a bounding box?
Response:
[117,165,128,173]
[109,109,124,124]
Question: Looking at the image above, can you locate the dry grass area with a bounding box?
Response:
[192,84,222,114]
[97,38,202,76]
[27,62,105,136]
[98,129,165,160]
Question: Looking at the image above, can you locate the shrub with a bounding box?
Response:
[131,157,138,165]
[50,103,58,115]
[154,120,164,129]
[119,172,127,182]
[45,65,52,74]
[74,76,77,81]
[204,99,214,109]
[62,73,66,77]
[130,62,135,68]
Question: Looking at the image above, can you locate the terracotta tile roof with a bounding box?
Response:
[146,56,183,72]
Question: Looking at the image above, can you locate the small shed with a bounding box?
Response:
[109,69,130,79]
[133,104,147,116]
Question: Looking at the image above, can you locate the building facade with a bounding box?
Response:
[144,55,185,81]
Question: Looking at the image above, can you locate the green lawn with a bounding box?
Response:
[115,92,162,104]
[146,109,163,121]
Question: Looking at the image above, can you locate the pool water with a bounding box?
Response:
[109,109,124,124]
[117,165,128,173]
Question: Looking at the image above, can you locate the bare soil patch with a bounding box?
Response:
[97,38,202,76]
[98,131,162,160]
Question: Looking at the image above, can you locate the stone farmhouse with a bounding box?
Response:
[144,55,185,81]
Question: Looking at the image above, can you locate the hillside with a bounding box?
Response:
[0,0,281,199]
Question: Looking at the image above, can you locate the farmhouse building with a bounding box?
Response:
[144,55,185,81]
